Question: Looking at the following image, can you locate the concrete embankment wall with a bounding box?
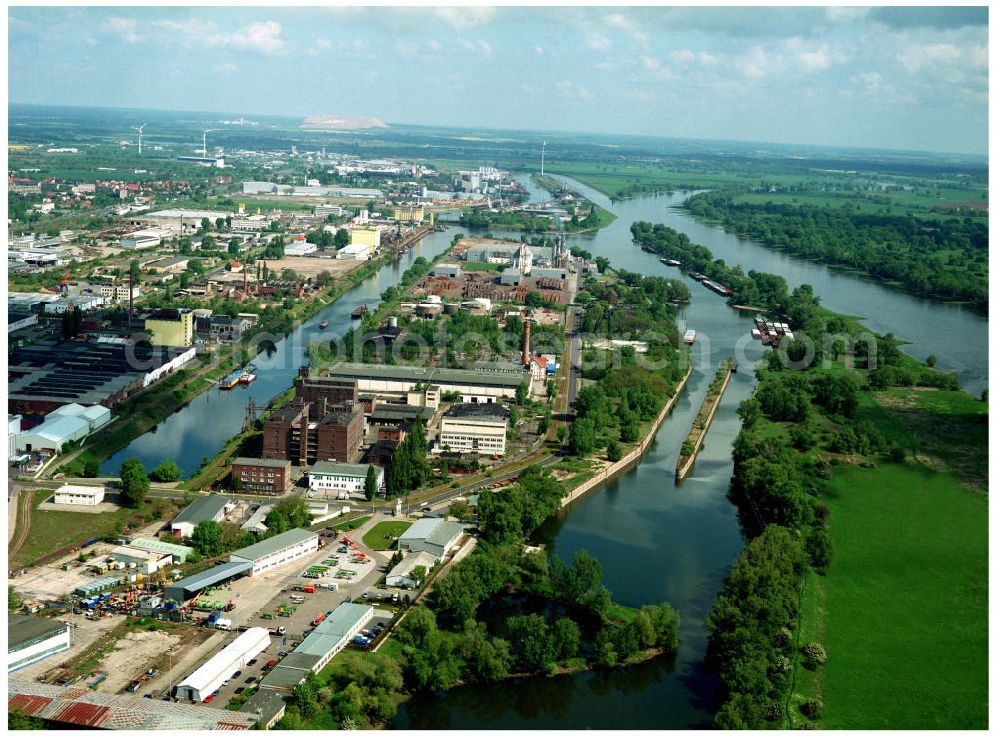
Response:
[560,364,693,508]
[674,366,734,481]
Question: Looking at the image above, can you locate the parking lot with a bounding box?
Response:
[166,519,411,707]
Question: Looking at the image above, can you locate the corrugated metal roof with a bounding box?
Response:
[172,495,230,526]
[7,679,257,730]
[165,560,251,598]
[129,537,194,559]
[326,361,526,388]
[177,628,270,697]
[229,528,316,563]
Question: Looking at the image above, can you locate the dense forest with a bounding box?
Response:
[683,191,988,312]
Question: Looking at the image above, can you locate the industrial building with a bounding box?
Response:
[120,230,164,249]
[323,362,529,403]
[8,339,196,415]
[144,308,194,347]
[170,495,232,538]
[8,616,72,673]
[175,628,271,702]
[336,243,372,260]
[7,679,258,730]
[293,370,358,407]
[307,462,383,497]
[259,603,373,693]
[74,574,123,597]
[386,551,438,589]
[231,457,293,494]
[237,690,286,729]
[439,402,510,455]
[164,561,252,603]
[228,528,319,576]
[128,537,194,564]
[397,518,466,558]
[53,484,105,506]
[430,263,463,279]
[14,403,111,455]
[284,242,318,257]
[109,545,173,575]
[262,400,364,466]
[348,225,383,248]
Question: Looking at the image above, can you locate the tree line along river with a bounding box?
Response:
[103,175,987,728]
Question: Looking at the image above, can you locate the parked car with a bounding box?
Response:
[235,687,245,695]
[203,695,213,704]
[245,677,256,684]
[233,670,241,678]
[247,659,257,666]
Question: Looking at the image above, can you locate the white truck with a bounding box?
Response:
[215,618,233,631]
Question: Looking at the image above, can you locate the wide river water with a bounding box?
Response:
[104,175,987,728]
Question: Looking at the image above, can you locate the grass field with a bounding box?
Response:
[362,521,413,550]
[813,463,987,729]
[13,490,173,568]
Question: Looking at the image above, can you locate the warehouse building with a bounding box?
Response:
[170,495,232,538]
[8,679,258,730]
[164,561,252,603]
[128,537,194,564]
[336,243,372,260]
[74,574,123,597]
[307,462,383,498]
[53,484,105,506]
[110,546,173,575]
[237,690,286,729]
[15,403,111,453]
[175,628,271,702]
[8,615,72,673]
[229,528,319,576]
[397,518,466,558]
[258,603,373,693]
[231,457,292,495]
[8,339,196,415]
[323,362,529,403]
[386,551,438,589]
[439,402,510,455]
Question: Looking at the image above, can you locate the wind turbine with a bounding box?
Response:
[199,127,220,156]
[131,123,146,155]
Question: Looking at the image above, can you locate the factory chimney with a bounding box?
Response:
[522,314,531,365]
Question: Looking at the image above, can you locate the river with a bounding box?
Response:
[389,175,988,729]
[102,172,986,728]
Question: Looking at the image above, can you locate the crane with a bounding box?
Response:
[131,123,146,155]
[199,127,219,156]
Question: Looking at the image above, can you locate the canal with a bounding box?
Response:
[101,228,456,477]
[390,176,988,729]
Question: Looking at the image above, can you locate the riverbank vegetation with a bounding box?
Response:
[710,311,986,728]
[683,190,988,312]
[676,359,733,475]
[458,200,615,234]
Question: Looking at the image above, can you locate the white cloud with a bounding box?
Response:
[395,41,420,58]
[585,32,612,51]
[427,39,442,53]
[535,46,545,56]
[456,38,493,59]
[556,80,593,100]
[315,38,331,50]
[223,20,285,56]
[896,41,963,73]
[826,7,870,23]
[106,16,140,44]
[857,71,882,91]
[519,83,540,95]
[214,62,239,74]
[434,6,495,30]
[735,46,769,79]
[605,12,650,47]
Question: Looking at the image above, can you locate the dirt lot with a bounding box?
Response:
[96,628,183,693]
[19,612,126,683]
[252,255,361,280]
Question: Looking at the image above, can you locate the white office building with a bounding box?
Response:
[8,616,72,673]
[307,462,383,498]
[228,528,319,576]
[53,484,106,506]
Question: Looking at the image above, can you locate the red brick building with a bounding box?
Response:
[231,457,292,494]
[262,400,364,466]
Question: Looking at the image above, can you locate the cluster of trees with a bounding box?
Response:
[118,457,149,507]
[569,367,676,458]
[277,653,404,729]
[385,421,431,497]
[684,191,988,312]
[593,603,681,668]
[475,465,565,545]
[705,525,809,729]
[148,459,181,482]
[381,257,430,303]
[304,227,350,249]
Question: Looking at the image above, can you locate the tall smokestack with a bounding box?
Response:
[128,269,134,325]
[522,314,531,365]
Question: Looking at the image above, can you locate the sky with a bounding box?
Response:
[7,5,990,155]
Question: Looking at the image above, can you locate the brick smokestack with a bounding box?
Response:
[522,313,531,365]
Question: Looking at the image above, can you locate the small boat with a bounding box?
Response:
[351,305,368,319]
[239,373,256,385]
[219,370,243,389]
[683,329,697,345]
[318,320,329,329]
[660,258,681,266]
